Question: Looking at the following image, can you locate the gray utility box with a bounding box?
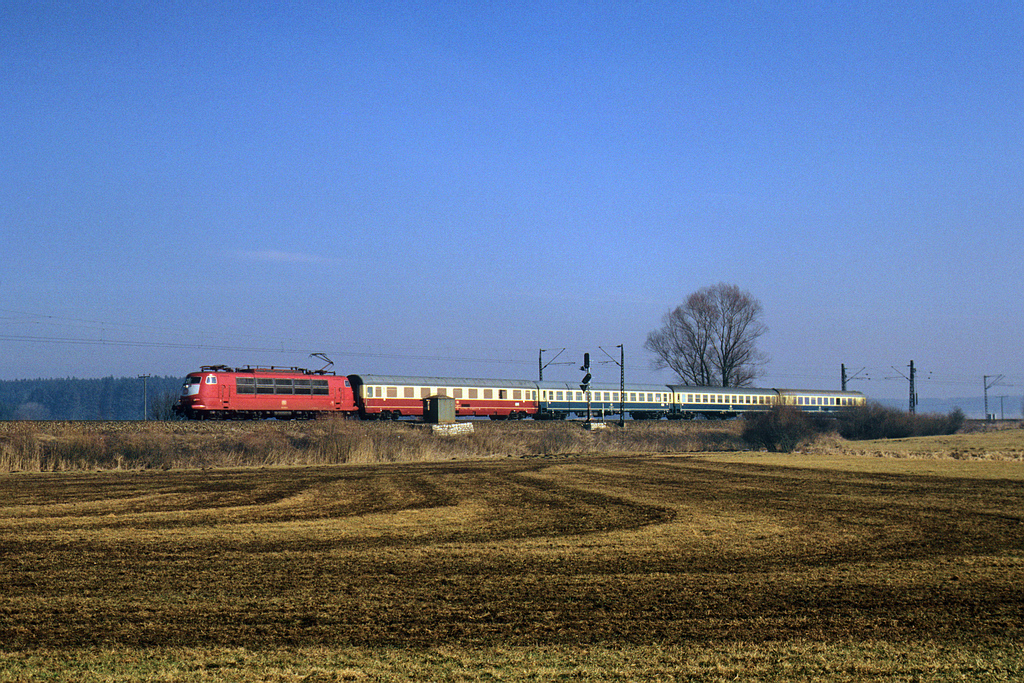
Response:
[423,395,456,424]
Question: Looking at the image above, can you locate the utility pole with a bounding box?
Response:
[619,345,624,427]
[908,360,916,415]
[841,364,868,391]
[889,362,920,414]
[600,345,625,426]
[538,348,568,381]
[984,375,1005,421]
[138,374,150,421]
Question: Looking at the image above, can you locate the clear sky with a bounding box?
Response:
[2,1,1022,401]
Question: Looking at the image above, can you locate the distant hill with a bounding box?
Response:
[0,376,184,420]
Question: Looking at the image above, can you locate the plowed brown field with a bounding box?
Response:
[2,446,1024,680]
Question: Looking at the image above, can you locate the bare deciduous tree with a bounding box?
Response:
[645,283,768,387]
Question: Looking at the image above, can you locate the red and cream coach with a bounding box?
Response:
[346,374,538,420]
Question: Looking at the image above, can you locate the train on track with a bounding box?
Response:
[172,364,866,421]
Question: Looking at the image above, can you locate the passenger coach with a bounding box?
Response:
[669,385,865,419]
[775,388,865,412]
[347,375,538,420]
[669,386,779,419]
[536,382,673,420]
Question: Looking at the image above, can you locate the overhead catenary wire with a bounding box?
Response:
[2,309,1020,392]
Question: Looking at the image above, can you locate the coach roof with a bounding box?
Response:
[347,375,539,390]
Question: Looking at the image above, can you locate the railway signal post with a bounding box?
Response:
[580,353,592,423]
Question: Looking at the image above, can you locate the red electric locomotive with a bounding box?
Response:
[172,365,357,420]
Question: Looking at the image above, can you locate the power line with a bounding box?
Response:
[0,332,537,366]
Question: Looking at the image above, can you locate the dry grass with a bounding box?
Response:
[0,419,749,472]
[2,430,1024,680]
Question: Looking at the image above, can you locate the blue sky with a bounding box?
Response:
[2,1,1022,402]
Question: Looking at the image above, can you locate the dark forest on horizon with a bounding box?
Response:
[0,376,183,421]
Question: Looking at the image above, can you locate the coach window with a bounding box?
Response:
[469,388,478,399]
[498,390,507,400]
[404,387,415,398]
[387,387,397,398]
[453,388,463,399]
[483,389,493,399]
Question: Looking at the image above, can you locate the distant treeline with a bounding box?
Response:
[0,376,185,421]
